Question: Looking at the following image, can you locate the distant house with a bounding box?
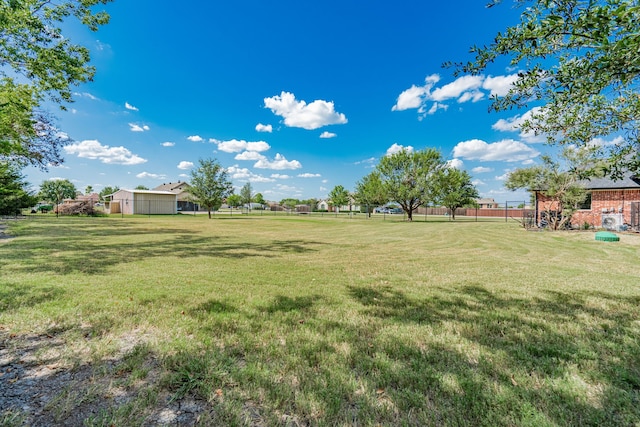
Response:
[62,193,100,205]
[153,181,201,211]
[534,174,640,230]
[106,189,177,215]
[316,200,329,211]
[475,198,499,209]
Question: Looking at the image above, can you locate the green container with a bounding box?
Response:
[595,231,620,242]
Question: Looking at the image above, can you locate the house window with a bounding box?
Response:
[578,192,592,210]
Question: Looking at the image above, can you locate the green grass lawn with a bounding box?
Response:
[1,215,639,426]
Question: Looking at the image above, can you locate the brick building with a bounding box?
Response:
[534,175,640,230]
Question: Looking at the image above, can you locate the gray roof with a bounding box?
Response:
[582,175,640,190]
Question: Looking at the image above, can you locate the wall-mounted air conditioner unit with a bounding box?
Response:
[602,213,623,231]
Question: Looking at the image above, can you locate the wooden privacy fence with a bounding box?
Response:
[414,207,534,218]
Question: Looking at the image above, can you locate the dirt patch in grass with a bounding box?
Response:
[0,327,214,426]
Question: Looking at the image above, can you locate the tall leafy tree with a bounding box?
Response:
[0,0,112,168]
[376,148,444,221]
[434,168,479,220]
[189,158,233,219]
[226,194,242,208]
[0,161,36,215]
[354,171,387,217]
[134,185,149,190]
[39,178,77,205]
[328,185,349,213]
[99,186,119,200]
[254,193,266,206]
[240,182,253,207]
[453,0,640,178]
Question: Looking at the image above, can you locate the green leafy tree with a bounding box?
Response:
[354,171,387,217]
[434,168,479,220]
[84,185,94,195]
[240,182,253,207]
[99,186,119,200]
[134,185,149,190]
[226,194,242,208]
[280,198,299,210]
[254,193,266,206]
[0,162,36,215]
[189,158,233,219]
[505,148,596,230]
[39,179,77,205]
[0,0,112,168]
[376,148,444,221]
[328,185,349,213]
[453,0,640,178]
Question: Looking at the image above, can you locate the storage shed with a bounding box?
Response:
[106,189,177,215]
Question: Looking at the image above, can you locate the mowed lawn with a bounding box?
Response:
[1,215,639,426]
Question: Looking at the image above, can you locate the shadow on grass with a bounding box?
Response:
[2,285,638,425]
[344,284,640,425]
[0,220,324,276]
[0,283,64,314]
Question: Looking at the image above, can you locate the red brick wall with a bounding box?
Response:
[536,189,640,228]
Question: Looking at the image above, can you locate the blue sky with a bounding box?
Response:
[26,0,565,203]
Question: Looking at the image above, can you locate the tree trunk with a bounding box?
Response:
[208,208,212,219]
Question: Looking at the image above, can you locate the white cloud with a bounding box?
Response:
[386,143,414,156]
[298,173,321,178]
[472,166,493,173]
[587,135,625,148]
[271,174,290,179]
[177,161,194,170]
[254,153,302,170]
[320,131,337,139]
[264,91,348,130]
[431,75,484,102]
[255,123,273,133]
[74,92,98,100]
[472,179,486,186]
[235,151,266,161]
[427,102,448,115]
[227,165,275,183]
[162,141,175,147]
[492,107,545,142]
[355,157,377,166]
[125,102,139,111]
[393,73,519,118]
[136,172,167,180]
[447,158,464,169]
[453,138,540,162]
[129,123,150,132]
[64,140,147,165]
[212,138,270,153]
[187,135,204,142]
[392,85,429,111]
[179,173,189,178]
[483,74,519,96]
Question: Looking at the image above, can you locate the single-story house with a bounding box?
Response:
[316,200,329,211]
[534,174,640,230]
[475,198,500,209]
[106,189,177,215]
[153,181,201,211]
